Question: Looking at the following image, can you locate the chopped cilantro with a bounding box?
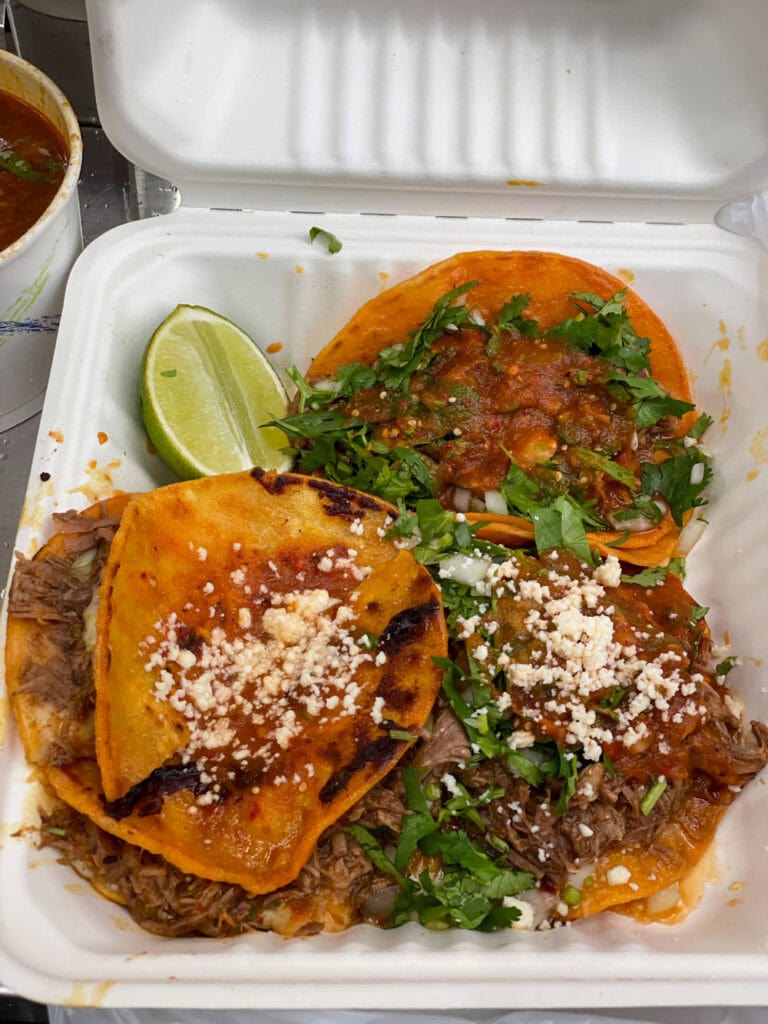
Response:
[608,373,695,428]
[639,450,712,526]
[533,495,593,565]
[389,728,414,741]
[640,776,667,816]
[547,290,652,373]
[686,412,714,440]
[376,281,478,392]
[308,226,342,253]
[575,447,637,488]
[620,557,686,587]
[344,824,404,882]
[690,604,709,624]
[562,884,582,907]
[716,656,738,677]
[349,767,534,931]
[45,826,68,837]
[496,293,539,336]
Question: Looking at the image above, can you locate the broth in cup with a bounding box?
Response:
[0,89,68,252]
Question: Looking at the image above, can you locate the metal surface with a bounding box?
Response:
[0,6,178,593]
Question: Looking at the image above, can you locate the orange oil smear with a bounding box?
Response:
[48,429,63,443]
[97,431,108,445]
[68,459,122,502]
[378,271,390,282]
[728,898,744,908]
[65,981,115,1008]
[729,880,745,892]
[0,694,9,746]
[506,179,543,187]
[745,427,768,482]
[257,252,269,260]
[18,477,54,536]
[737,325,747,351]
[266,342,283,354]
[756,337,768,361]
[617,268,635,284]
[295,265,304,275]
[706,322,730,362]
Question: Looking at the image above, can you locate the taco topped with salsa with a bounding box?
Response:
[278,251,712,566]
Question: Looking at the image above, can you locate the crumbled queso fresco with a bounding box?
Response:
[455,554,707,762]
[140,546,379,806]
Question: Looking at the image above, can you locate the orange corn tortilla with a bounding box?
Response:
[571,783,724,922]
[466,510,680,567]
[308,250,696,562]
[7,475,447,895]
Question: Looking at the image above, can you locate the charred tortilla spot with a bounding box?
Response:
[102,762,206,820]
[250,470,305,495]
[307,478,387,520]
[379,602,440,657]
[319,736,403,804]
[375,674,417,711]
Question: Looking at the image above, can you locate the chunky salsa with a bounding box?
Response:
[0,89,67,252]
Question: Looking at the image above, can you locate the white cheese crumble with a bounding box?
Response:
[606,865,632,886]
[502,896,535,930]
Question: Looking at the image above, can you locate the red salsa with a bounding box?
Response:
[0,89,68,252]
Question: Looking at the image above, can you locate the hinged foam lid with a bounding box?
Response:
[87,0,768,222]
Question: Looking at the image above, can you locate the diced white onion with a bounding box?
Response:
[654,498,669,515]
[439,553,492,586]
[468,497,486,512]
[484,489,508,515]
[312,378,340,392]
[630,431,639,451]
[453,487,472,512]
[470,312,486,326]
[646,882,681,916]
[677,516,707,555]
[609,513,654,533]
[690,462,705,486]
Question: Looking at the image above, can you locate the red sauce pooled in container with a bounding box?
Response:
[0,89,68,252]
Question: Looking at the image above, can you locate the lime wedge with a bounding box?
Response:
[139,305,292,479]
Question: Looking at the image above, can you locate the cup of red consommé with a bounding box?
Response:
[0,50,82,431]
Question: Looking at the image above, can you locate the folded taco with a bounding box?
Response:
[5,472,447,925]
[279,251,712,566]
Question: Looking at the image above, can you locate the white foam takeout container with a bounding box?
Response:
[2,0,768,1009]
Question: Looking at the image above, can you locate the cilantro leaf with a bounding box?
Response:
[533,495,593,564]
[575,448,637,488]
[0,146,46,182]
[621,557,687,587]
[612,493,663,526]
[308,226,342,253]
[716,656,738,677]
[285,366,339,411]
[608,373,695,428]
[376,281,478,391]
[687,412,714,440]
[639,450,712,526]
[548,291,652,373]
[690,604,709,624]
[496,294,539,336]
[345,825,404,882]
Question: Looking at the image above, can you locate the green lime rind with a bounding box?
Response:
[139,304,292,480]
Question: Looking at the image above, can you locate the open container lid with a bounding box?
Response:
[87,0,768,221]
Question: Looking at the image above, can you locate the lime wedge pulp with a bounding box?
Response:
[140,305,292,479]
